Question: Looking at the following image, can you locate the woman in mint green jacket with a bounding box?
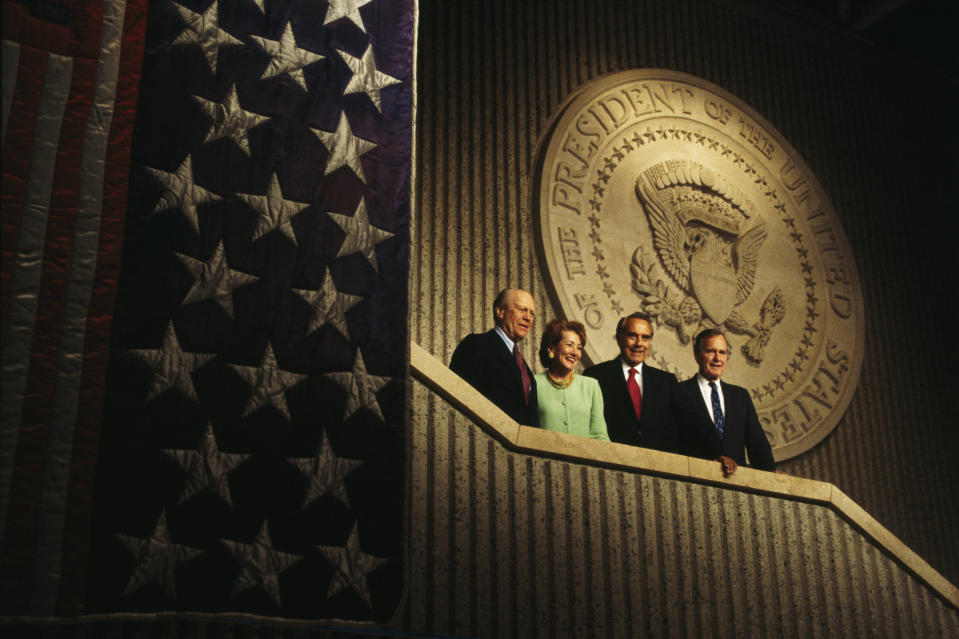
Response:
[533,319,609,441]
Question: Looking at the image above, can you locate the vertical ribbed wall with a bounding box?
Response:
[410,0,959,600]
[405,382,959,637]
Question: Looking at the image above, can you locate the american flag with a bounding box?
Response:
[1,0,411,622]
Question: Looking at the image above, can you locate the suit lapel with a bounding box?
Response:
[688,379,713,425]
[643,367,659,403]
[719,381,740,433]
[677,378,721,455]
[488,329,528,400]
[486,329,512,362]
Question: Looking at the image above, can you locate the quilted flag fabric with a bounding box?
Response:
[1,0,412,623]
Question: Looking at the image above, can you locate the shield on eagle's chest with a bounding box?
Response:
[690,255,738,324]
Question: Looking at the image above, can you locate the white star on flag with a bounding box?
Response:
[129,321,215,402]
[323,0,372,33]
[237,172,310,245]
[327,198,394,273]
[312,112,376,182]
[316,524,386,610]
[177,240,260,319]
[164,423,250,507]
[145,154,221,233]
[193,84,269,156]
[171,0,243,74]
[117,510,203,599]
[338,45,401,112]
[229,342,307,421]
[251,21,325,92]
[288,429,362,509]
[221,521,301,607]
[293,268,362,339]
[325,348,390,421]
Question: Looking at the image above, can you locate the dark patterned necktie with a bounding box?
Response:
[627,367,643,419]
[514,344,530,405]
[709,381,724,439]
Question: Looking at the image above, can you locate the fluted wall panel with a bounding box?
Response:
[411,0,959,599]
[406,381,958,637]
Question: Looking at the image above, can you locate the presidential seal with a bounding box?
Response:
[532,69,863,461]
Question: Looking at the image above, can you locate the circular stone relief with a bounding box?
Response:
[532,69,863,461]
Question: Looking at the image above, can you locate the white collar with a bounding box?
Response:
[620,358,644,375]
[494,325,517,352]
[696,372,721,391]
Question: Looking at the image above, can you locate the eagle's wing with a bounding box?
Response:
[636,177,689,291]
[733,223,767,303]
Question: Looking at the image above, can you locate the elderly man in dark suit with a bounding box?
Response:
[582,312,680,453]
[449,288,538,426]
[674,328,776,475]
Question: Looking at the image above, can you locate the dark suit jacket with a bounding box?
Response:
[673,377,776,471]
[582,359,680,453]
[449,329,538,426]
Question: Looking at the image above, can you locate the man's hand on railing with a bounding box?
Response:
[717,455,737,476]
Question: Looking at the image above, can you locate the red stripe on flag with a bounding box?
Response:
[0,46,46,331]
[1,3,72,56]
[0,58,98,615]
[57,0,150,614]
[0,0,108,330]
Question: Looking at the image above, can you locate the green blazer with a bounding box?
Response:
[533,373,609,441]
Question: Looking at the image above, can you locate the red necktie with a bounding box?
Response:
[627,367,643,419]
[514,344,531,405]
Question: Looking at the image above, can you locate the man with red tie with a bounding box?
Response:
[583,313,680,453]
[450,289,538,426]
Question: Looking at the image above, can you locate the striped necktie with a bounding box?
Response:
[709,381,724,439]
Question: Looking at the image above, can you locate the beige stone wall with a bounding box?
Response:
[411,0,959,608]
[405,380,959,637]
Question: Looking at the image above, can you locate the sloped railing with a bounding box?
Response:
[410,341,959,611]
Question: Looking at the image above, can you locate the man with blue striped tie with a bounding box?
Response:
[674,328,777,476]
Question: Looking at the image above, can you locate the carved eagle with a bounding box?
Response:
[636,169,767,307]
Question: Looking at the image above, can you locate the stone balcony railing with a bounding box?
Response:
[406,341,959,638]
